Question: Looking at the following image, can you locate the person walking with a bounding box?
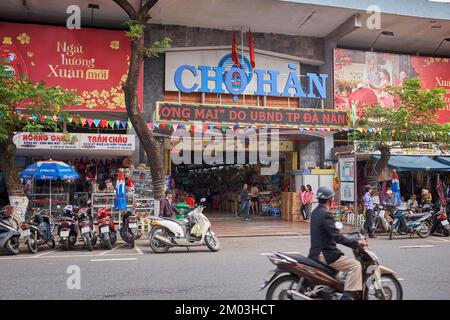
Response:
[305,185,314,221]
[362,185,376,238]
[239,183,251,221]
[300,185,307,220]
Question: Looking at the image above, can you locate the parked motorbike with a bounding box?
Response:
[0,208,21,255]
[76,207,97,251]
[148,198,220,253]
[57,205,79,250]
[95,207,117,250]
[373,204,390,233]
[21,209,55,253]
[389,205,432,240]
[430,207,450,237]
[262,223,403,300]
[120,210,138,248]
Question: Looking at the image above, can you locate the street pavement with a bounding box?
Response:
[1,232,450,300]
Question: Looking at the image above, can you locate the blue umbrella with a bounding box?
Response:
[20,160,79,213]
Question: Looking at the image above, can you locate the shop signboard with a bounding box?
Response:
[354,141,449,156]
[156,102,348,128]
[14,132,135,152]
[0,22,143,112]
[334,48,450,123]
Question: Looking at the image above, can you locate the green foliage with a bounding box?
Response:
[124,20,145,41]
[0,64,80,143]
[147,37,172,58]
[352,78,448,149]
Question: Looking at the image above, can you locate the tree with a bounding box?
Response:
[0,63,79,217]
[112,0,171,202]
[352,77,449,189]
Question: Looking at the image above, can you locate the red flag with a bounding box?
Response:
[232,31,240,68]
[248,30,255,69]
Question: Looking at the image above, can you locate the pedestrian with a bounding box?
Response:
[250,185,259,215]
[300,185,307,220]
[305,185,314,221]
[239,183,251,221]
[159,190,175,218]
[362,185,376,238]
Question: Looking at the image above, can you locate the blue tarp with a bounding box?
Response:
[371,155,450,172]
[435,157,450,166]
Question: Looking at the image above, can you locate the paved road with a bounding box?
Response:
[1,234,449,300]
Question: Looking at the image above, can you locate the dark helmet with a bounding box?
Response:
[165,189,173,196]
[316,186,335,200]
[365,184,374,193]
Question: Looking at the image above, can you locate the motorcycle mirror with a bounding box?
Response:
[57,205,61,209]
[200,198,206,203]
[335,222,344,230]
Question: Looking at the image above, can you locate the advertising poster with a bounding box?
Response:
[334,48,450,123]
[340,181,355,202]
[339,158,355,182]
[0,22,143,112]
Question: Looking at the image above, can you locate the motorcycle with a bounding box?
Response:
[372,204,390,233]
[120,210,138,248]
[57,205,79,250]
[148,198,220,253]
[262,222,403,300]
[20,209,55,253]
[95,207,117,250]
[0,208,21,255]
[389,205,432,240]
[430,207,450,237]
[76,207,97,251]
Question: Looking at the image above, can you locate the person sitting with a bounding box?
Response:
[407,195,419,211]
[382,190,396,223]
[421,189,432,205]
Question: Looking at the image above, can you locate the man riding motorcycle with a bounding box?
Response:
[308,186,367,300]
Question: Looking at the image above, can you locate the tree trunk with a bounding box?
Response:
[0,137,29,220]
[367,145,391,195]
[124,32,165,202]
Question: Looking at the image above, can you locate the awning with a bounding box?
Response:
[371,155,450,172]
[435,157,450,166]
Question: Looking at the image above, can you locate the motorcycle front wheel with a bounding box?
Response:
[364,274,403,300]
[205,231,220,252]
[389,223,398,240]
[27,234,38,254]
[266,275,302,300]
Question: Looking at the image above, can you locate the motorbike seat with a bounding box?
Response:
[163,217,186,226]
[281,253,338,276]
[409,212,429,220]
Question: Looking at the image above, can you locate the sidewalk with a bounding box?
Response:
[208,214,357,238]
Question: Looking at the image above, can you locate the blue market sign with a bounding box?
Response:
[174,54,328,101]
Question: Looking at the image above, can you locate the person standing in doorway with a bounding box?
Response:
[362,185,376,238]
[160,190,175,218]
[305,185,314,221]
[250,185,260,215]
[300,185,307,220]
[239,183,251,221]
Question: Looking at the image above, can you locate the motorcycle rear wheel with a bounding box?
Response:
[27,234,38,254]
[103,237,112,250]
[129,236,135,248]
[417,221,432,238]
[266,275,302,300]
[84,235,93,251]
[149,227,170,253]
[5,236,20,255]
[61,239,69,251]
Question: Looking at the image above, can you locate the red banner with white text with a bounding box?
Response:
[0,22,142,112]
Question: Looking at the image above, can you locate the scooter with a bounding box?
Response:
[262,222,403,300]
[148,198,220,253]
[95,207,117,250]
[430,207,450,237]
[389,205,432,240]
[373,204,390,233]
[57,205,79,250]
[120,210,138,248]
[20,209,55,253]
[76,207,97,251]
[0,209,21,255]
